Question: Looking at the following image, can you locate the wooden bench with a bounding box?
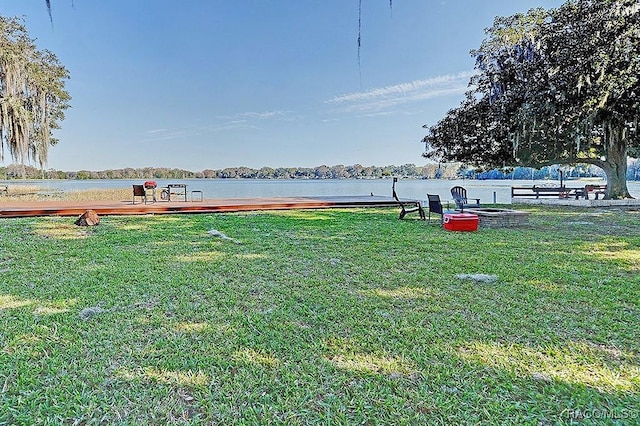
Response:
[511,186,587,200]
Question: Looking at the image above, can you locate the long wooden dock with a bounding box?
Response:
[0,195,410,218]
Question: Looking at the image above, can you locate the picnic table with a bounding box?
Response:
[585,184,607,199]
[161,183,188,202]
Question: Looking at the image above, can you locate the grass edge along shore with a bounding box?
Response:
[0,205,638,424]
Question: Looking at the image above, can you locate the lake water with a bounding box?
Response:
[10,178,640,204]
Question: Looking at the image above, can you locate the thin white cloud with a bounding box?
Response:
[143,128,170,135]
[216,110,293,121]
[359,110,413,118]
[139,124,248,143]
[325,71,474,113]
[140,110,293,142]
[208,123,260,132]
[140,128,191,142]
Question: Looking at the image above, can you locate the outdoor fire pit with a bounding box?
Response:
[463,208,530,228]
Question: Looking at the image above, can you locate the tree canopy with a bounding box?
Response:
[423,0,640,199]
[0,16,70,174]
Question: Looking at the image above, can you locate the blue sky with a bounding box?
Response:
[2,0,564,172]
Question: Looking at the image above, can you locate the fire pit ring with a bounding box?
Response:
[463,208,530,228]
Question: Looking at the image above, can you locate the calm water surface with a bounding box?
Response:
[11,178,640,204]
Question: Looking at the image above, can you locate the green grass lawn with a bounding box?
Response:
[1,206,639,425]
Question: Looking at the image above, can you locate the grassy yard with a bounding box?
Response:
[0,206,639,425]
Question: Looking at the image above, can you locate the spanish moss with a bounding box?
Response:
[357,1,393,86]
[45,0,52,24]
[0,16,70,175]
[358,0,362,84]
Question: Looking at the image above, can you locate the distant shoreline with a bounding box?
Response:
[1,162,614,181]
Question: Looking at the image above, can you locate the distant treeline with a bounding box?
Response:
[3,161,640,180]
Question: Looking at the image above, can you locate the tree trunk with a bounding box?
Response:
[602,137,631,199]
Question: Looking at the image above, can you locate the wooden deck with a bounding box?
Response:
[0,195,410,218]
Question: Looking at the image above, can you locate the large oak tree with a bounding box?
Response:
[423,0,640,199]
